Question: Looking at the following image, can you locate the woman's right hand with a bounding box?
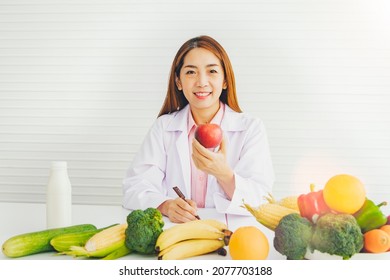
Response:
[157,198,199,223]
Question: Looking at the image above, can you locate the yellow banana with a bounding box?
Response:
[155,220,224,252]
[157,239,185,258]
[159,239,225,260]
[199,219,228,231]
[200,219,233,244]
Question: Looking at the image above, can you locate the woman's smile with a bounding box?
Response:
[194,91,212,99]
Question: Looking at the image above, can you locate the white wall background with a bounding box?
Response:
[0,0,389,210]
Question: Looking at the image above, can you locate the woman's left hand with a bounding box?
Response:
[192,137,235,198]
[191,137,228,176]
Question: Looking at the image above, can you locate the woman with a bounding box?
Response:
[122,35,274,223]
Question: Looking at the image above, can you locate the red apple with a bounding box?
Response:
[387,215,390,225]
[195,124,223,148]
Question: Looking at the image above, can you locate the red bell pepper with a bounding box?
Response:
[298,184,331,223]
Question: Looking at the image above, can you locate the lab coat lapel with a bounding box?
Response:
[220,105,246,133]
[166,106,191,198]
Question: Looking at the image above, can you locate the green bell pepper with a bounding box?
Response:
[353,199,387,233]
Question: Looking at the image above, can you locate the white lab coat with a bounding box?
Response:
[122,104,274,215]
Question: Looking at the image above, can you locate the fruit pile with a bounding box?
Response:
[155,220,271,260]
[243,174,390,259]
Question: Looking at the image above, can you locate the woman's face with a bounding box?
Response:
[176,48,226,115]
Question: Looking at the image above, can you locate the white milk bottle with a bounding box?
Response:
[46,161,72,228]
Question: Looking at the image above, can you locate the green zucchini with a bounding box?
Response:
[2,224,97,258]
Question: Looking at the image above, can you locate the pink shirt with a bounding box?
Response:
[188,102,225,208]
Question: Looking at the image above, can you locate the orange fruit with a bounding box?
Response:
[380,225,390,238]
[228,226,269,260]
[363,229,390,253]
[323,174,366,214]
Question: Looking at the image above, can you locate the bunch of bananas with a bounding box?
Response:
[155,219,232,260]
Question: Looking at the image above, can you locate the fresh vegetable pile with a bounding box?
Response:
[2,174,389,261]
[1,208,232,260]
[2,208,165,259]
[243,174,390,260]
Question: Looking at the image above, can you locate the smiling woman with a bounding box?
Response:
[159,35,241,117]
[122,35,275,223]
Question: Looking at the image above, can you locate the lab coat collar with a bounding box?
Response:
[165,104,245,132]
[165,105,189,132]
[221,105,246,132]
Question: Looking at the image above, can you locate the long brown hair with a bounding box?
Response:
[158,35,242,117]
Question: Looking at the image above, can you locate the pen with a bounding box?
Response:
[173,186,201,220]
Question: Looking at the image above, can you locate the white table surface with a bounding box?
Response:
[0,202,285,260]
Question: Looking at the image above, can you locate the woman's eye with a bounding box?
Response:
[210,69,218,73]
[185,70,196,75]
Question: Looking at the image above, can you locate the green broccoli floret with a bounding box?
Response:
[310,213,363,260]
[273,213,313,260]
[125,208,164,255]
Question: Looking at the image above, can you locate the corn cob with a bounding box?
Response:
[242,199,299,231]
[61,223,128,258]
[50,229,100,252]
[50,224,119,252]
[278,196,299,211]
[265,193,299,211]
